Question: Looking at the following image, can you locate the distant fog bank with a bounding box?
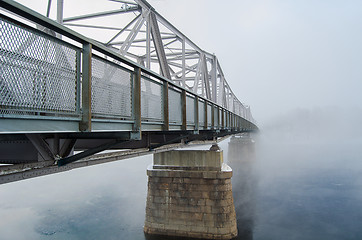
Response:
[259,106,362,144]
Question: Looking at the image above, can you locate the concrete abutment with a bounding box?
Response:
[144,147,238,239]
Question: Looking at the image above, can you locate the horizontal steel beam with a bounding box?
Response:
[63,6,140,22]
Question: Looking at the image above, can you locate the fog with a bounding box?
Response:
[229,106,362,240]
[1,0,362,239]
[0,106,362,239]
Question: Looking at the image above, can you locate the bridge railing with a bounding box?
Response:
[0,14,80,120]
[0,0,257,133]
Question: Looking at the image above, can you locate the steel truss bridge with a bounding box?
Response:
[0,0,257,184]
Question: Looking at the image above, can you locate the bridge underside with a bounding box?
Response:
[0,129,251,165]
[0,129,252,185]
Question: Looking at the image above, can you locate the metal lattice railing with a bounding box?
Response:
[141,76,163,121]
[0,16,79,117]
[207,104,212,127]
[198,100,205,126]
[91,55,133,118]
[168,88,182,124]
[186,95,194,124]
[214,106,219,127]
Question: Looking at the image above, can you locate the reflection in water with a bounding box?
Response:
[227,134,257,240]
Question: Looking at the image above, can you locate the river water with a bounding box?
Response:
[0,133,361,240]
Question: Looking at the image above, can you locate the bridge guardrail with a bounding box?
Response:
[0,0,257,133]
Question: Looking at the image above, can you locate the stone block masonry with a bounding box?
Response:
[144,149,238,240]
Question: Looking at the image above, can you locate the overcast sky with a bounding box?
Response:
[14,0,362,125]
[147,0,362,124]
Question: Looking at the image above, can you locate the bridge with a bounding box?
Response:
[0,0,257,185]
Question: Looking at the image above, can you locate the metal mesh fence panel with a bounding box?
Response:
[186,96,194,124]
[0,17,78,116]
[91,56,132,118]
[214,106,219,126]
[141,77,163,121]
[207,104,212,126]
[198,100,204,126]
[168,88,182,124]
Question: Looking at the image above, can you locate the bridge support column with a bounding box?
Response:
[228,134,255,169]
[227,134,256,238]
[144,148,238,239]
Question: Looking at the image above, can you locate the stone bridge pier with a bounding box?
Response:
[228,134,255,167]
[144,147,238,239]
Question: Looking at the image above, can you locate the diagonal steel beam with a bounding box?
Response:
[119,11,148,56]
[106,14,140,45]
[193,58,202,93]
[211,56,217,102]
[26,134,56,161]
[149,11,171,79]
[201,53,211,100]
[58,139,132,166]
[149,38,178,56]
[59,139,77,158]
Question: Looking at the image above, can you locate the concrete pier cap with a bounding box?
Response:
[144,147,238,239]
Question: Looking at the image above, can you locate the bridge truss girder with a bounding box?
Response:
[49,0,252,118]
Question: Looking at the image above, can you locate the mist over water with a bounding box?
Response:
[249,107,362,240]
[0,107,361,240]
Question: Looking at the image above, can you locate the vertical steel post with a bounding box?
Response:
[182,38,186,87]
[79,43,92,132]
[226,110,229,129]
[194,96,199,131]
[46,0,52,17]
[235,115,237,129]
[181,90,187,131]
[222,109,225,129]
[236,116,238,130]
[163,82,169,131]
[233,113,235,129]
[232,114,235,129]
[204,101,208,129]
[225,111,228,129]
[56,0,63,39]
[76,50,81,114]
[216,107,220,130]
[231,113,233,130]
[56,0,64,24]
[232,113,235,129]
[133,67,141,132]
[211,104,215,129]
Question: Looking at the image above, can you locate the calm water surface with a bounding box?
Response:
[0,135,361,240]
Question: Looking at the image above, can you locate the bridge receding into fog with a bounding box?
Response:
[0,0,257,184]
